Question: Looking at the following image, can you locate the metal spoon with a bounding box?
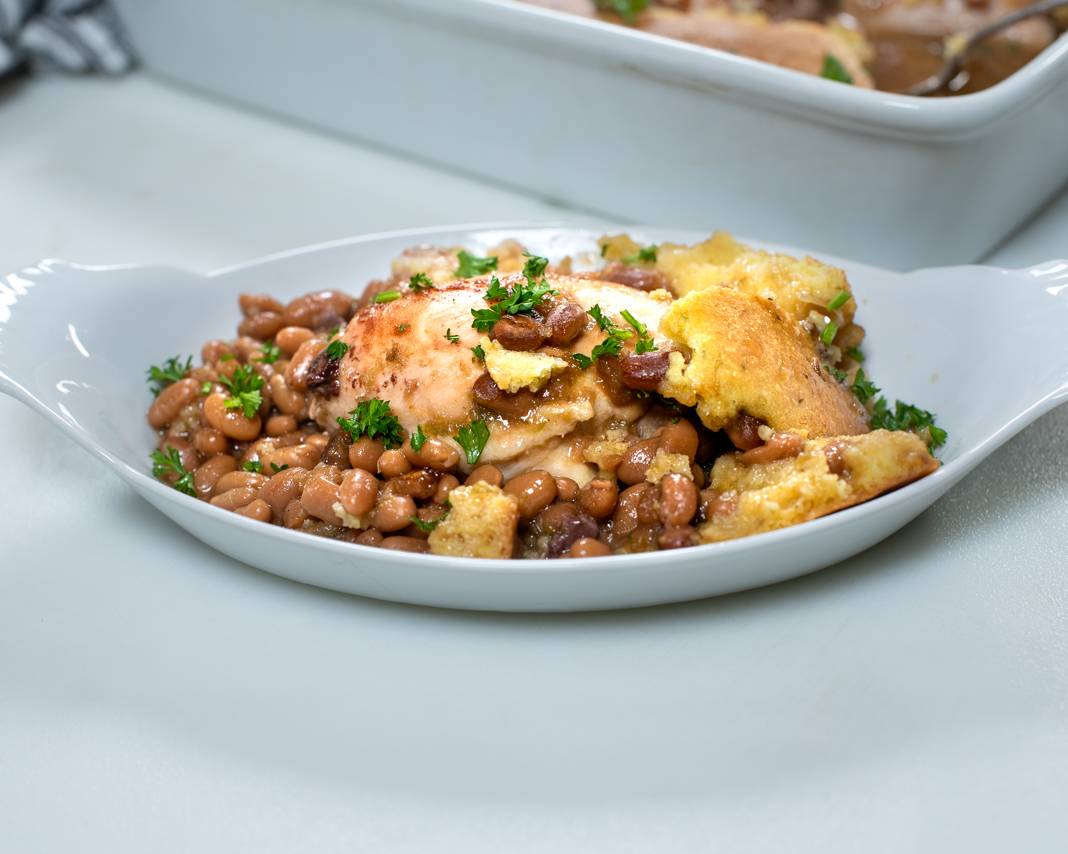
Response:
[906,0,1068,96]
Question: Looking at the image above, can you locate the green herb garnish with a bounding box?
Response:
[820,321,838,346]
[255,343,282,364]
[456,250,498,278]
[445,328,460,344]
[398,324,411,333]
[594,0,649,25]
[826,290,851,311]
[622,244,657,264]
[573,305,635,367]
[824,364,848,384]
[851,369,880,404]
[453,418,490,465]
[409,272,435,291]
[270,463,289,473]
[471,343,485,361]
[409,513,447,533]
[220,353,235,362]
[410,424,428,453]
[846,346,865,363]
[588,304,612,331]
[870,398,947,450]
[219,364,266,419]
[375,291,401,303]
[243,461,263,473]
[150,446,196,496]
[336,398,404,449]
[201,381,212,395]
[621,309,657,354]
[820,53,853,84]
[325,339,349,360]
[469,269,557,333]
[147,356,192,395]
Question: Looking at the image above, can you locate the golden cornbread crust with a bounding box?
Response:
[427,482,520,559]
[700,430,940,543]
[658,285,870,436]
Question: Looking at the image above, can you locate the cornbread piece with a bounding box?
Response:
[700,430,939,543]
[481,336,569,393]
[657,285,869,436]
[428,482,520,559]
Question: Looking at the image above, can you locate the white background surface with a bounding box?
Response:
[1,74,1067,852]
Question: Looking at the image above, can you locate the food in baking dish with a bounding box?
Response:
[146,232,945,559]
[520,0,1066,95]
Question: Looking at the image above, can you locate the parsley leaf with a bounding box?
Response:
[150,446,196,496]
[850,368,880,404]
[846,346,865,363]
[471,343,485,361]
[820,53,853,84]
[220,354,236,362]
[147,356,192,396]
[375,290,401,303]
[595,0,649,25]
[325,339,349,360]
[336,398,404,449]
[471,306,502,333]
[255,343,282,364]
[409,513,447,533]
[398,324,411,333]
[826,290,851,311]
[453,418,490,465]
[470,272,556,333]
[410,424,428,453]
[484,277,510,301]
[409,273,435,291]
[588,304,612,331]
[445,328,460,344]
[521,253,549,284]
[824,363,848,384]
[870,398,947,450]
[621,309,657,354]
[456,250,498,278]
[820,320,838,346]
[219,364,266,419]
[622,244,657,264]
[270,463,289,473]
[571,353,594,370]
[243,461,263,473]
[201,381,213,395]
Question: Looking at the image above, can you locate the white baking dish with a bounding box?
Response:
[113,0,1068,269]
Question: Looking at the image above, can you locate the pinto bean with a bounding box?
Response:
[265,414,298,437]
[578,478,618,520]
[193,427,229,456]
[239,294,284,316]
[301,474,342,523]
[617,438,659,485]
[262,442,322,471]
[659,526,699,550]
[378,450,412,478]
[148,378,201,429]
[725,413,765,451]
[193,454,239,501]
[157,435,199,477]
[564,537,612,558]
[203,392,262,441]
[612,482,658,537]
[215,470,268,494]
[433,474,460,505]
[466,465,503,487]
[238,311,286,341]
[471,372,536,418]
[283,497,310,529]
[600,262,672,294]
[211,486,259,512]
[545,302,586,346]
[403,437,460,472]
[258,466,308,522]
[503,470,558,520]
[235,498,272,522]
[282,290,355,331]
[380,536,430,554]
[338,467,380,517]
[371,495,417,532]
[659,473,698,527]
[275,326,317,357]
[620,351,670,392]
[737,431,804,466]
[823,441,848,476]
[385,469,439,500]
[349,436,386,472]
[285,338,326,393]
[355,529,384,547]
[555,477,579,502]
[658,419,699,463]
[234,337,264,363]
[491,315,547,351]
[268,373,307,417]
[201,340,234,365]
[536,503,599,558]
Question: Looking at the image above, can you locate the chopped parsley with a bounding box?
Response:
[397,324,411,333]
[220,353,235,362]
[409,513,447,533]
[201,381,213,395]
[455,250,498,278]
[270,463,289,473]
[453,418,490,465]
[469,261,557,333]
[327,326,340,339]
[243,461,263,473]
[820,320,838,346]
[846,346,865,363]
[375,290,401,303]
[150,446,196,496]
[870,398,947,450]
[147,356,192,395]
[255,343,282,364]
[622,244,657,264]
[820,53,853,84]
[445,328,460,344]
[621,309,657,354]
[588,304,613,331]
[325,339,349,360]
[824,363,848,384]
[595,0,649,25]
[826,290,851,311]
[573,304,635,368]
[850,369,880,404]
[410,424,428,453]
[219,364,266,419]
[409,272,435,291]
[336,398,404,449]
[471,343,485,361]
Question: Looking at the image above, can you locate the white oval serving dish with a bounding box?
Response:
[112,0,1068,269]
[2,224,1066,611]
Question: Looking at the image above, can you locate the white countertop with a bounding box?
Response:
[1,74,1067,853]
